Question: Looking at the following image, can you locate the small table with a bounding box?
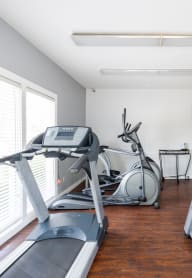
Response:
[159,149,191,184]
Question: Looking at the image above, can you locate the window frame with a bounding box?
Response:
[0,66,58,245]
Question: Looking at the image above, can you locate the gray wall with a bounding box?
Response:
[0,19,86,192]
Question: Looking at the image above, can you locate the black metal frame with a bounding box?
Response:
[159,149,191,184]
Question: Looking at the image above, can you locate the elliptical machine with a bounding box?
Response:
[96,108,161,188]
[49,109,160,209]
[96,143,161,191]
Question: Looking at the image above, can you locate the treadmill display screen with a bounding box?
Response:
[43,126,90,147]
[56,128,75,140]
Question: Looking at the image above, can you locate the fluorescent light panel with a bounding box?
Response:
[100,69,192,75]
[72,33,192,47]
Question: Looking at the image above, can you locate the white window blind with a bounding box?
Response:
[26,89,56,204]
[0,70,57,245]
[0,78,22,233]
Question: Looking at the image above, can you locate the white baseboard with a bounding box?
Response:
[163,176,191,180]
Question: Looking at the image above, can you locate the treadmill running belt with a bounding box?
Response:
[2,238,84,278]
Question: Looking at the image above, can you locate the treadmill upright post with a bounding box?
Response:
[89,160,104,227]
[15,157,49,223]
[184,201,192,237]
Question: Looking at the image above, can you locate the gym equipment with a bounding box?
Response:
[97,108,161,187]
[131,157,161,183]
[184,201,192,238]
[0,126,108,278]
[97,146,161,187]
[82,110,161,195]
[49,109,160,210]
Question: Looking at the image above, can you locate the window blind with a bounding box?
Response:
[0,72,57,244]
[26,89,56,208]
[0,78,22,233]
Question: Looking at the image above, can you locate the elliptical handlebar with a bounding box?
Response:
[122,107,126,131]
[70,154,88,174]
[117,133,130,143]
[118,108,142,143]
[122,136,130,143]
[127,122,142,135]
[126,123,131,132]
[117,133,124,138]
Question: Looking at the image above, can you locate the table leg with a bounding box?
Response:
[176,154,179,184]
[159,153,164,191]
[185,153,191,180]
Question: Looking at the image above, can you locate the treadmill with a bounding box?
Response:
[184,201,192,238]
[0,126,108,278]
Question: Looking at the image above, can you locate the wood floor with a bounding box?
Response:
[1,179,192,277]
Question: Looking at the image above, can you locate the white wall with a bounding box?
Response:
[0,19,86,192]
[86,89,192,178]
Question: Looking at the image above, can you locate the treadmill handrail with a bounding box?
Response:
[70,154,88,174]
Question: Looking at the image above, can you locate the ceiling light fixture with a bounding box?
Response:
[100,68,192,75]
[72,33,192,47]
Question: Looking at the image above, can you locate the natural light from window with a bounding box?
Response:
[0,74,57,244]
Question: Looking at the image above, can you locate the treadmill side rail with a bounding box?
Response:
[65,242,98,278]
[0,241,35,276]
[184,201,192,237]
[89,161,104,227]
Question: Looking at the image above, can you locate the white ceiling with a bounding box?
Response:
[1,0,192,89]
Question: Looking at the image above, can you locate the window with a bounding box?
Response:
[0,78,22,235]
[26,89,56,211]
[0,70,57,245]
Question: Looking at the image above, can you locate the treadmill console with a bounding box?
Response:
[42,126,91,147]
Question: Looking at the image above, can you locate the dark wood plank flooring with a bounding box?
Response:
[1,179,192,277]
